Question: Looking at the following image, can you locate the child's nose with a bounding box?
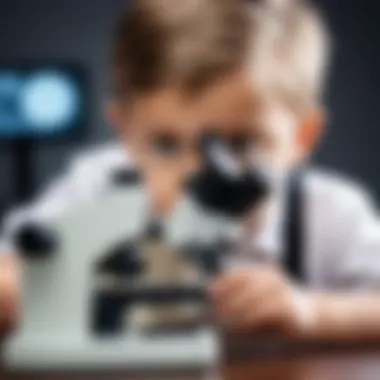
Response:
[181,150,202,181]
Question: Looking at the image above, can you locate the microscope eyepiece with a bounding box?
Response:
[187,132,270,217]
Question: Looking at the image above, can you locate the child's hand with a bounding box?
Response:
[0,255,20,334]
[209,265,315,333]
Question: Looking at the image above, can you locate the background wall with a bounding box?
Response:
[0,0,379,219]
[0,0,127,215]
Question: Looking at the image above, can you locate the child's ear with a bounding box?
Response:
[297,108,325,158]
[105,100,129,138]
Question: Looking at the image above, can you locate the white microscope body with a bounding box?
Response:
[4,175,230,372]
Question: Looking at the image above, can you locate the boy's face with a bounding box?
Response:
[110,71,320,214]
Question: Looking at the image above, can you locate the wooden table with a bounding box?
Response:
[2,337,380,380]
[225,353,380,380]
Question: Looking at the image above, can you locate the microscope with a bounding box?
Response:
[4,133,270,372]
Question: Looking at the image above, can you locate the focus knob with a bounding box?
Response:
[14,223,58,259]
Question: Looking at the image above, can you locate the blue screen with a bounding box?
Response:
[0,65,87,139]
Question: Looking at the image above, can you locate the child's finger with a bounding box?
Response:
[209,278,251,319]
[216,278,269,318]
[213,283,251,318]
[209,268,258,297]
[234,295,281,330]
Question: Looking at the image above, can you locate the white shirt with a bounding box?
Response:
[1,143,380,291]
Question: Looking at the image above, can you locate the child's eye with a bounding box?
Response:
[151,133,182,156]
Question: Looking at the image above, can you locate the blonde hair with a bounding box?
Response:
[112,0,330,112]
[246,0,330,113]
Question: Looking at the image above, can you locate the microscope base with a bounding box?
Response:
[4,329,220,372]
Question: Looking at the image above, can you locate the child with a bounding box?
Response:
[1,0,380,340]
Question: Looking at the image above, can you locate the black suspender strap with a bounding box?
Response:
[283,170,305,282]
